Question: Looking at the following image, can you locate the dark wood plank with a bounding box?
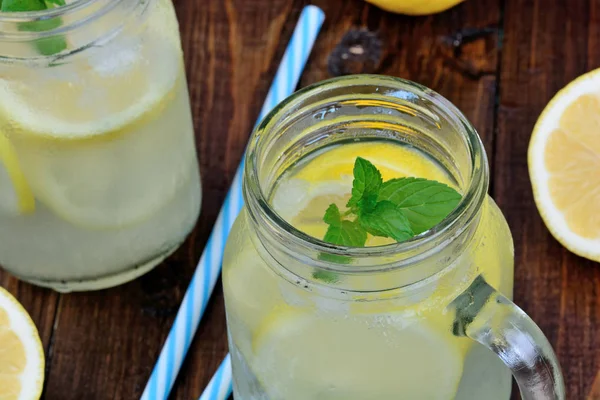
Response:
[496,0,600,398]
[305,0,501,158]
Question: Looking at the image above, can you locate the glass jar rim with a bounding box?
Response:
[0,0,146,56]
[244,74,489,273]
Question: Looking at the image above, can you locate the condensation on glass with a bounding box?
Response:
[0,0,201,291]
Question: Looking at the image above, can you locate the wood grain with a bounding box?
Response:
[0,0,598,398]
[496,0,600,398]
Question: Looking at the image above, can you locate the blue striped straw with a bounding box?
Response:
[197,354,232,400]
[141,6,325,400]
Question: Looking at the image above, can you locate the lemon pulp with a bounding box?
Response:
[529,69,600,261]
[0,288,44,400]
[546,95,600,239]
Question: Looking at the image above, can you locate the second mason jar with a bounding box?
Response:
[0,0,201,291]
[222,75,564,399]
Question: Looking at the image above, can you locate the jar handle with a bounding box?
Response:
[451,275,565,399]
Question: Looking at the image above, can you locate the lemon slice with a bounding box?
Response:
[0,11,181,141]
[529,70,600,261]
[251,307,463,399]
[0,287,44,400]
[293,141,452,183]
[0,134,35,216]
[273,142,454,242]
[0,28,195,229]
[9,80,196,230]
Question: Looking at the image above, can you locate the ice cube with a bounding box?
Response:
[271,178,311,220]
[89,41,142,77]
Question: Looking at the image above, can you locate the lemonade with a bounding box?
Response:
[223,76,564,399]
[0,0,201,291]
[224,141,513,399]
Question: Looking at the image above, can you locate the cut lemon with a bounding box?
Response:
[529,70,600,261]
[0,287,44,400]
[0,134,35,216]
[364,0,464,15]
[251,307,464,399]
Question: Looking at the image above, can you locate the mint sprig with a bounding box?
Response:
[1,0,47,11]
[347,157,382,212]
[378,177,463,234]
[322,204,367,247]
[1,0,67,56]
[359,200,414,241]
[314,157,462,281]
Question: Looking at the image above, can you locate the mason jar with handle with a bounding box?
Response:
[222,75,565,399]
[0,0,201,291]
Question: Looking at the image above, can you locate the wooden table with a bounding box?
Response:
[1,0,599,398]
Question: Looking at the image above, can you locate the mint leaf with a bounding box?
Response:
[34,35,67,56]
[323,203,342,227]
[312,270,340,283]
[359,200,414,242]
[316,209,367,281]
[323,219,367,247]
[357,193,377,214]
[320,204,366,267]
[22,17,67,56]
[346,157,382,211]
[317,157,463,282]
[1,0,65,11]
[1,0,46,11]
[2,0,67,56]
[379,177,462,234]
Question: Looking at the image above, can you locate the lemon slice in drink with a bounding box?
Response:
[251,307,463,399]
[0,134,35,216]
[250,142,465,398]
[0,287,44,400]
[273,142,454,243]
[293,141,451,183]
[0,27,195,229]
[529,69,600,261]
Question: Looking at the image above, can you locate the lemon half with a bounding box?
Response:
[529,69,600,261]
[365,0,465,15]
[0,287,44,400]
